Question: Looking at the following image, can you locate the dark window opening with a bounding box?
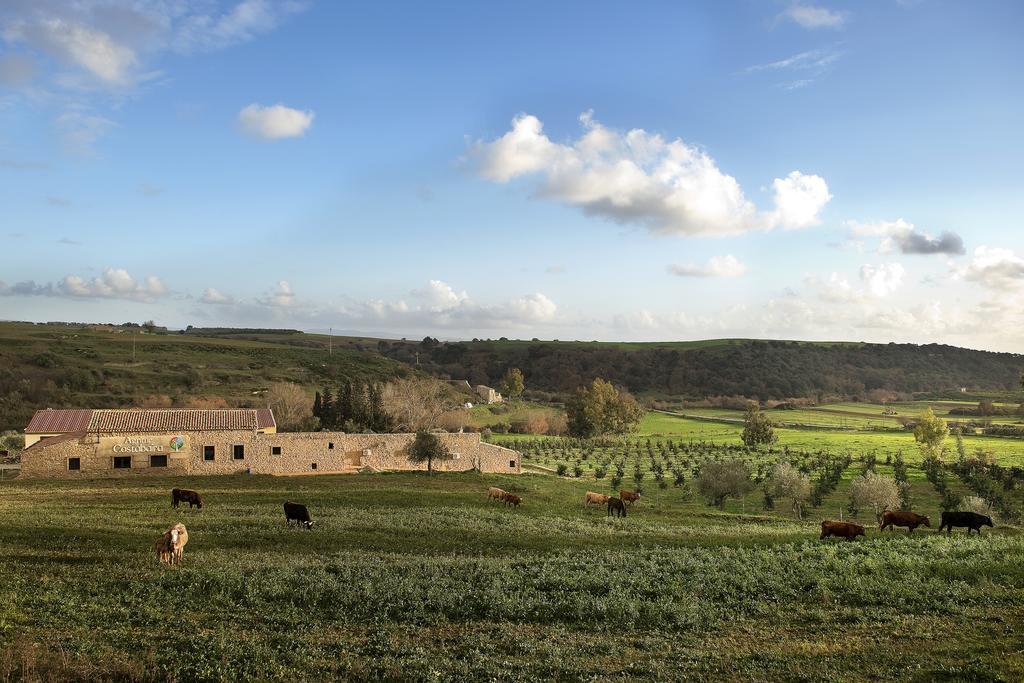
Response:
[150,454,168,467]
[113,456,132,469]
[510,460,516,468]
[311,462,317,470]
[203,445,215,461]
[68,457,81,471]
[271,446,282,455]
[328,442,334,450]
[233,444,245,460]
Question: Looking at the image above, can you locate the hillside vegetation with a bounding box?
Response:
[0,322,404,431]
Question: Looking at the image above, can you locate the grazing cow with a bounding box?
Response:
[154,523,188,565]
[939,510,993,535]
[487,486,507,502]
[620,490,641,506]
[607,497,627,518]
[284,501,315,529]
[820,520,865,541]
[879,510,930,533]
[584,491,610,507]
[171,488,203,510]
[501,492,522,508]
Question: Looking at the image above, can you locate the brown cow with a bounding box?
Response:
[171,488,203,510]
[879,510,931,533]
[584,491,610,507]
[607,497,627,518]
[487,486,508,502]
[820,520,865,541]
[620,490,641,506]
[501,492,522,508]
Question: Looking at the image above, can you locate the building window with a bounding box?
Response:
[204,445,215,461]
[510,459,516,468]
[271,446,282,455]
[233,444,245,460]
[68,457,81,471]
[328,442,334,450]
[113,456,132,469]
[311,462,317,470]
[150,455,168,468]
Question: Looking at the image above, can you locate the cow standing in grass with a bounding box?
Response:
[879,510,930,533]
[171,488,203,510]
[820,520,864,541]
[284,501,315,529]
[939,511,993,535]
[501,492,522,508]
[620,490,641,506]
[584,491,609,507]
[607,497,626,518]
[487,487,507,503]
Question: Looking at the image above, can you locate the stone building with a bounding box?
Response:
[20,408,521,479]
[474,385,503,404]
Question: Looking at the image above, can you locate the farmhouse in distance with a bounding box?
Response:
[21,407,521,479]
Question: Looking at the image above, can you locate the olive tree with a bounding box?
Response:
[695,459,754,510]
[850,471,902,521]
[407,430,452,476]
[914,407,949,463]
[770,462,812,519]
[741,404,777,449]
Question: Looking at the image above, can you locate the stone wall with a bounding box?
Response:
[20,430,521,479]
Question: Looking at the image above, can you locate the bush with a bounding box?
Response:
[556,463,568,477]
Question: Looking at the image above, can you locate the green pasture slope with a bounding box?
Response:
[1,471,1022,681]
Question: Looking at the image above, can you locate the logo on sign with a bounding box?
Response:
[169,436,185,451]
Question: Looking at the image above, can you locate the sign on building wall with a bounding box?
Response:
[98,435,188,457]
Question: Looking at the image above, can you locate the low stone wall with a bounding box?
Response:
[20,430,521,479]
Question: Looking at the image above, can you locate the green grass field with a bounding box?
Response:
[2,471,1022,681]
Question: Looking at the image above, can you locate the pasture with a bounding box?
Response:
[1,472,1022,681]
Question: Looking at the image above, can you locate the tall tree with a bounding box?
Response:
[337,383,354,428]
[321,388,335,429]
[367,383,391,432]
[350,383,369,428]
[741,403,777,449]
[499,367,525,401]
[312,391,323,423]
[914,407,949,463]
[407,430,452,476]
[566,378,644,438]
[382,377,458,432]
[265,383,315,432]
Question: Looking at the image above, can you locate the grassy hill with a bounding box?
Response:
[0,322,405,431]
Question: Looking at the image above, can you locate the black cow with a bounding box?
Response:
[607,497,627,518]
[284,501,314,529]
[171,488,203,509]
[939,510,993,535]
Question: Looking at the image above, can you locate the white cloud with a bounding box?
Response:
[669,254,748,278]
[846,218,965,255]
[260,280,297,308]
[55,108,116,154]
[743,48,842,89]
[859,263,905,297]
[471,112,831,236]
[173,0,308,53]
[54,267,168,301]
[961,246,1024,289]
[238,103,314,140]
[200,287,234,305]
[780,3,848,29]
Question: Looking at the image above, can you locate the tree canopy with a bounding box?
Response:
[566,378,644,438]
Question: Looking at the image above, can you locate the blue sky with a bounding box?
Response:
[1,0,1023,351]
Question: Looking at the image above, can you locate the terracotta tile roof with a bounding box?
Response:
[26,408,276,433]
[25,409,94,434]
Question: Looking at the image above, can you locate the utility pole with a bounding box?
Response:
[329,327,332,356]
[132,332,136,363]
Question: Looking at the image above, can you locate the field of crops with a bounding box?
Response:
[2,468,1023,681]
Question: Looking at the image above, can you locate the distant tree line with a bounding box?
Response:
[372,338,1024,401]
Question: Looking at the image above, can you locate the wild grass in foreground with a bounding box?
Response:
[1,472,1022,681]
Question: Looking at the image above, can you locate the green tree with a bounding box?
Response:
[741,403,777,449]
[914,407,949,463]
[695,460,754,510]
[566,378,644,438]
[499,367,525,401]
[407,430,452,476]
[769,461,812,519]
